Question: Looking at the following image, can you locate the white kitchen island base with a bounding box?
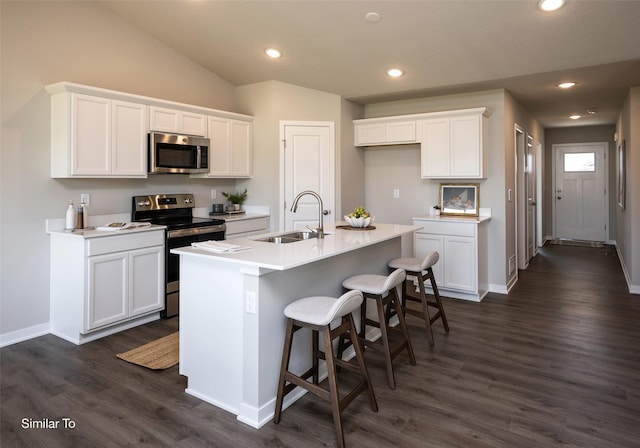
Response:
[174,223,418,428]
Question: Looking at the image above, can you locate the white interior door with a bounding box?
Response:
[553,143,607,241]
[281,122,335,231]
[525,134,537,260]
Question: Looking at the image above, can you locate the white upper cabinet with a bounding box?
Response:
[353,107,491,179]
[112,100,148,176]
[354,119,417,146]
[420,109,490,178]
[149,106,207,137]
[49,91,148,178]
[46,82,254,179]
[197,116,252,178]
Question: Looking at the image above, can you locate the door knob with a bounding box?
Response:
[557,196,562,200]
[323,210,331,215]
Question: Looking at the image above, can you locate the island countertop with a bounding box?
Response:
[174,222,420,429]
[171,222,419,271]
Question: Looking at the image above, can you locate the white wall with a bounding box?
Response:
[0,1,244,342]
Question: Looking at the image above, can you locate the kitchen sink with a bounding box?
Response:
[254,230,330,244]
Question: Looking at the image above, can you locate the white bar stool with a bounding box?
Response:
[341,269,416,389]
[274,290,378,448]
[388,251,450,347]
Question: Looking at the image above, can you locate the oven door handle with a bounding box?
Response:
[167,224,226,239]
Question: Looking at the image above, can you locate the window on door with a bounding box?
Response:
[564,152,595,172]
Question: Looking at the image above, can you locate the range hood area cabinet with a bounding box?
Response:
[46,82,254,179]
[48,88,149,178]
[353,107,491,179]
[191,116,253,178]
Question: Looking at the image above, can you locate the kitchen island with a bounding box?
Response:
[171,222,419,428]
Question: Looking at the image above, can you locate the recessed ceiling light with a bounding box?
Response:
[366,12,382,23]
[265,48,282,58]
[557,82,576,89]
[586,108,597,115]
[569,114,581,120]
[387,68,404,78]
[539,0,565,12]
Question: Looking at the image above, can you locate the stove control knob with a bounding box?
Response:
[137,200,150,207]
[184,198,193,204]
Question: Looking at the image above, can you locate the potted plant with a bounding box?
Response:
[222,189,248,211]
[432,204,441,216]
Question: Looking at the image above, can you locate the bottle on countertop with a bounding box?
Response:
[65,200,75,230]
[80,201,89,228]
[76,204,84,229]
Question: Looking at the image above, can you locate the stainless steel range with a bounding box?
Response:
[132,194,225,318]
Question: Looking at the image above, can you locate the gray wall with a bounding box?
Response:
[361,90,512,293]
[0,1,243,338]
[615,87,640,293]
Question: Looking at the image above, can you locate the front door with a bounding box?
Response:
[553,142,608,241]
[281,122,335,231]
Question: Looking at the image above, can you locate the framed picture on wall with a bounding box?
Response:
[618,140,626,209]
[439,183,480,217]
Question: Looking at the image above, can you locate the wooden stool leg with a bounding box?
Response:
[274,319,294,424]
[312,328,320,384]
[428,268,449,332]
[374,295,396,389]
[322,326,345,448]
[347,314,378,412]
[391,286,416,366]
[416,272,435,347]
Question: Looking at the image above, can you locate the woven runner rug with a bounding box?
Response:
[117,332,179,370]
[548,239,604,248]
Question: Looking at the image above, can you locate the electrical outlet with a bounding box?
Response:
[245,291,256,314]
[80,193,90,206]
[393,189,400,199]
[211,189,217,200]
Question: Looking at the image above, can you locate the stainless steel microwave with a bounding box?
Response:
[148,133,209,174]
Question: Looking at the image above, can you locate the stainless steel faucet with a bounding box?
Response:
[290,190,325,238]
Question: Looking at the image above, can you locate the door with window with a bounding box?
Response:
[553,143,607,241]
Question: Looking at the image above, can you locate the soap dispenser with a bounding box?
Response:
[65,200,75,230]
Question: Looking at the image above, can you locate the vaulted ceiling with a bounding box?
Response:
[99,0,640,128]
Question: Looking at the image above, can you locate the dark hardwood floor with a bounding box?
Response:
[2,244,639,447]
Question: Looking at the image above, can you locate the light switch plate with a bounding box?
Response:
[80,193,90,206]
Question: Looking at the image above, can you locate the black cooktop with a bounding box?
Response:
[147,217,225,230]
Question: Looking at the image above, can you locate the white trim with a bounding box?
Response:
[0,323,50,347]
[616,245,640,295]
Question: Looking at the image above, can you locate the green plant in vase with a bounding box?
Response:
[222,189,248,211]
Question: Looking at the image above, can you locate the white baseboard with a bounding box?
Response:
[616,245,640,295]
[0,323,51,348]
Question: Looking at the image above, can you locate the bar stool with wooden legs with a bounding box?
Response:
[388,251,450,347]
[341,268,416,390]
[274,289,378,448]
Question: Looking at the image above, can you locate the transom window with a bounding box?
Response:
[564,152,595,172]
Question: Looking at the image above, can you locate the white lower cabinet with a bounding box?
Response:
[50,229,165,344]
[413,217,489,302]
